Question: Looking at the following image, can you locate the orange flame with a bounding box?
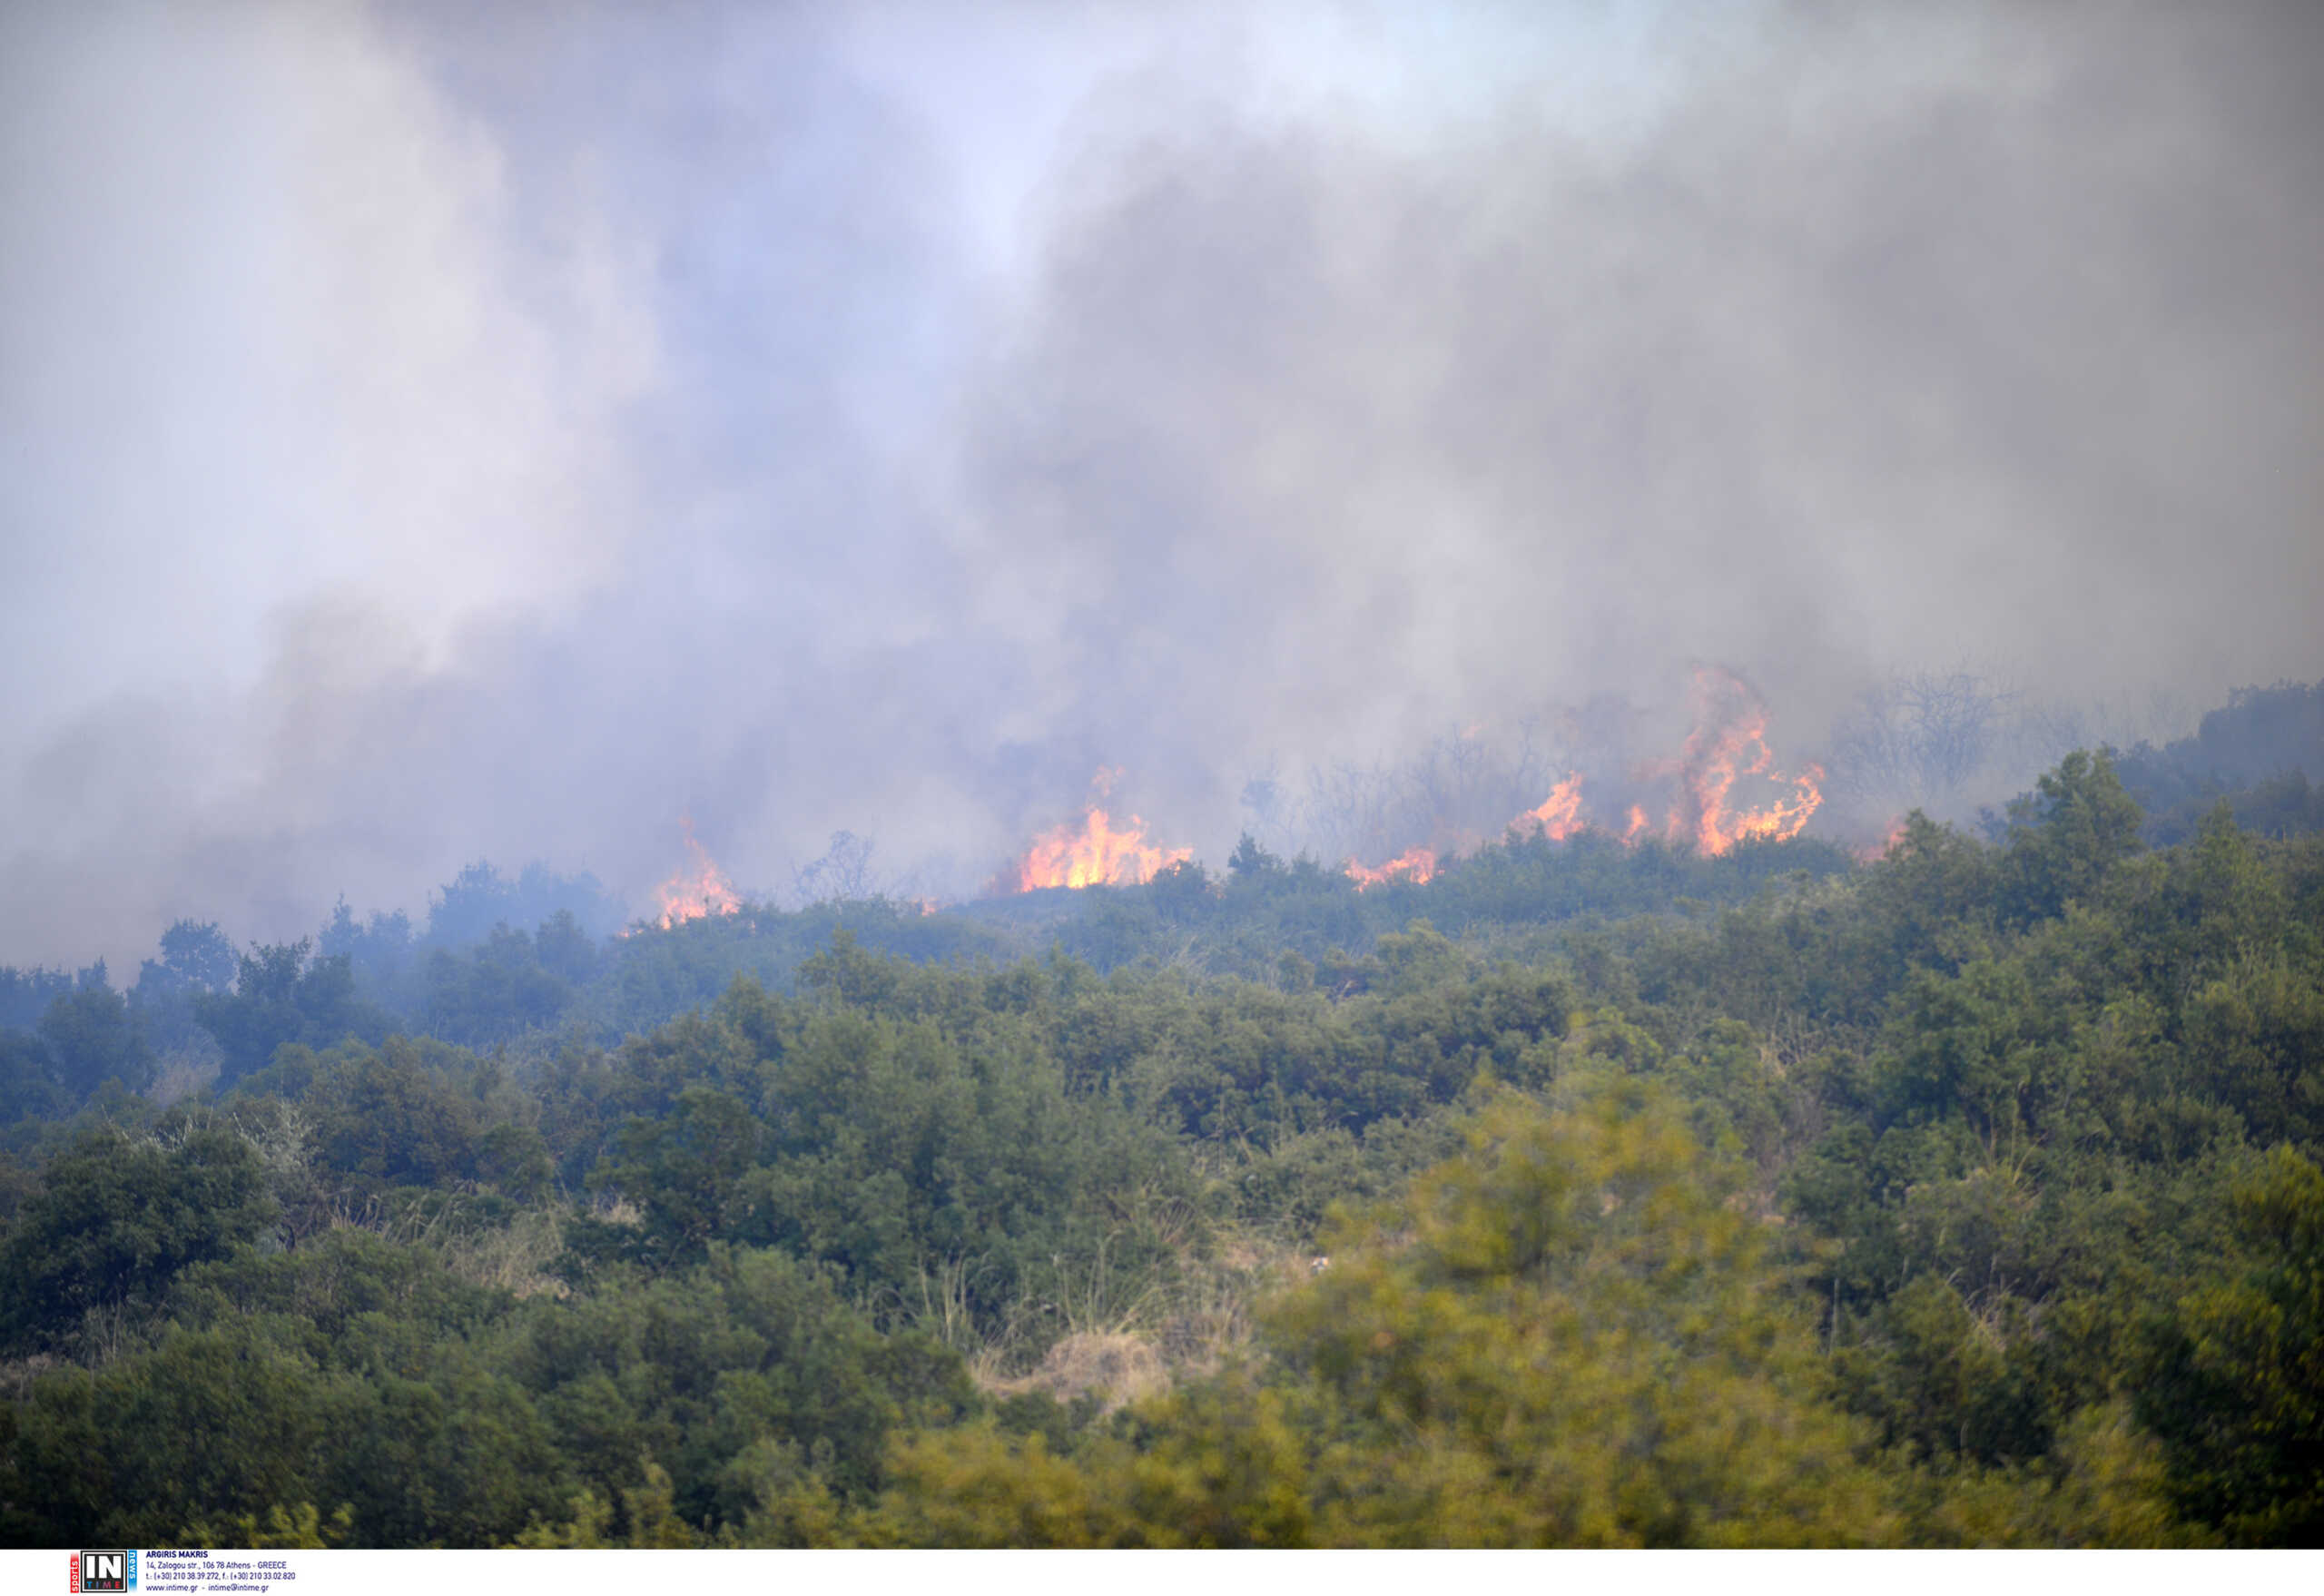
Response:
[654,819,742,928]
[998,675,1835,902]
[1497,668,1824,857]
[1666,667,1823,853]
[1521,773,1586,841]
[1006,773,1192,892]
[1344,845,1439,889]
[1854,814,1910,862]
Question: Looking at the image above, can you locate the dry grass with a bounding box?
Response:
[960,1224,1321,1414]
[980,1331,1172,1415]
[322,1188,574,1301]
[431,1206,569,1300]
[234,1102,317,1184]
[589,1193,645,1227]
[0,1353,64,1401]
[146,1049,221,1108]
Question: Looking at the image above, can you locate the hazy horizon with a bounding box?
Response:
[6,1,2320,970]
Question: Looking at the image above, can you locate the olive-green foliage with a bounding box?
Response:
[0,1122,275,1353]
[570,900,1014,1042]
[505,1246,973,1541]
[421,925,578,1044]
[569,965,1200,1339]
[1894,1400,2190,1548]
[865,1086,1896,1547]
[5,1231,565,1548]
[1,1322,362,1546]
[230,1036,555,1225]
[1020,831,1855,987]
[1262,1082,1896,1546]
[0,1226,970,1548]
[195,941,392,1088]
[2137,1144,2324,1542]
[0,1029,64,1125]
[38,974,156,1101]
[2000,749,2147,926]
[547,928,1576,1332]
[1227,1115,1465,1236]
[4,744,2321,1548]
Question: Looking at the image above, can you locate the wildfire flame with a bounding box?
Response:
[1346,667,1826,881]
[866,676,1835,906]
[1662,667,1825,853]
[1521,773,1586,842]
[1344,845,1439,890]
[1506,669,1826,857]
[654,819,742,928]
[1855,814,1911,862]
[1004,772,1193,892]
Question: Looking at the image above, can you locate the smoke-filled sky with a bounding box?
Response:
[5,0,2320,967]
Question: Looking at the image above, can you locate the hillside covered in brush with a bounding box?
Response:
[1,720,2320,1547]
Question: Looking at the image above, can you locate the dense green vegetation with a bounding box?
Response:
[1,712,2320,1545]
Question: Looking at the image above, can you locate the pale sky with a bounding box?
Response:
[3,0,2319,967]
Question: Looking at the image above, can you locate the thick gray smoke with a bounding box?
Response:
[4,1,2320,966]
